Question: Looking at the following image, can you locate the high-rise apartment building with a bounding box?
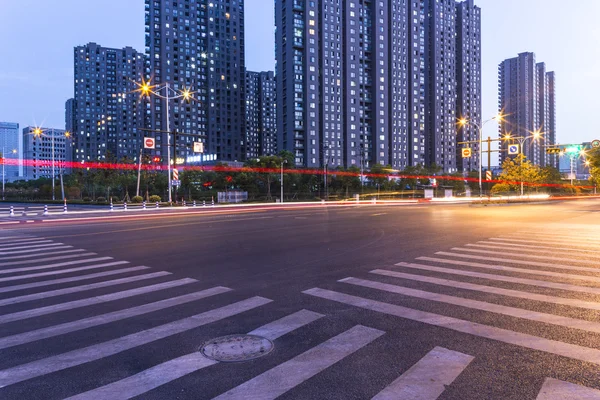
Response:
[0,122,20,182]
[456,0,482,172]
[73,43,145,163]
[498,52,556,167]
[245,70,277,158]
[145,0,246,163]
[276,0,481,173]
[22,127,73,180]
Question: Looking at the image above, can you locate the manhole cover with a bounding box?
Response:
[200,334,274,362]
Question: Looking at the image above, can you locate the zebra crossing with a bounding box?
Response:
[1,231,600,399]
[303,227,600,399]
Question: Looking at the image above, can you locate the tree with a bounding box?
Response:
[588,147,600,187]
[496,154,543,193]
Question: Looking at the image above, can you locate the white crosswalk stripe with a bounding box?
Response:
[340,277,600,334]
[371,268,600,311]
[491,237,598,248]
[0,266,150,294]
[536,378,600,399]
[0,271,172,307]
[0,296,272,387]
[0,287,233,350]
[0,252,96,267]
[0,256,113,275]
[0,243,71,254]
[0,245,73,255]
[450,247,600,264]
[0,248,87,261]
[0,278,197,324]
[0,239,54,249]
[213,325,384,400]
[470,241,600,255]
[415,257,600,286]
[0,260,130,283]
[372,347,473,400]
[66,309,324,400]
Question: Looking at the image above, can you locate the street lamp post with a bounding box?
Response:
[137,80,194,204]
[1,148,17,201]
[458,115,502,197]
[280,159,287,203]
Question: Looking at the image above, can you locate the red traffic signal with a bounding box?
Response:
[153,157,161,163]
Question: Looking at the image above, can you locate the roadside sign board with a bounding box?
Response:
[172,180,181,187]
[592,139,600,148]
[461,148,472,158]
[193,142,204,153]
[508,144,519,155]
[144,137,155,149]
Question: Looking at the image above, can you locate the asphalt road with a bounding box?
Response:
[1,199,600,399]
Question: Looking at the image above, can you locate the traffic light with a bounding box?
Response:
[546,148,561,154]
[565,146,581,154]
[152,156,162,163]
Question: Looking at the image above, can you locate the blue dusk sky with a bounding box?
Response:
[0,0,597,148]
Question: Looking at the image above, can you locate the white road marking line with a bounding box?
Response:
[373,268,600,311]
[0,236,34,240]
[0,240,53,249]
[0,245,73,255]
[304,288,600,366]
[536,378,600,399]
[0,243,67,253]
[475,241,600,255]
[0,266,150,294]
[513,232,599,241]
[0,249,86,261]
[0,287,232,350]
[415,257,600,287]
[213,325,384,400]
[0,277,197,324]
[0,271,172,307]
[341,277,600,335]
[0,252,96,267]
[496,236,598,246]
[0,296,271,388]
[0,257,113,275]
[0,261,130,283]
[435,252,600,274]
[248,309,325,340]
[372,346,473,400]
[65,309,323,400]
[452,247,600,265]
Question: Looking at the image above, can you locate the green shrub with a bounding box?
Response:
[83,197,92,202]
[132,196,144,203]
[149,195,161,203]
[96,197,107,204]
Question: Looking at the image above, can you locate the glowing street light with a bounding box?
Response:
[134,78,198,203]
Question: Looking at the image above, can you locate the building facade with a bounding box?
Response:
[73,43,145,163]
[276,0,481,173]
[498,52,556,167]
[22,127,73,180]
[65,98,76,136]
[145,0,246,163]
[455,0,482,172]
[245,70,277,158]
[0,122,20,182]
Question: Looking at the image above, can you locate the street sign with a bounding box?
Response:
[546,148,561,154]
[144,137,155,149]
[508,144,519,155]
[461,148,472,158]
[485,171,492,181]
[193,142,204,153]
[172,180,181,187]
[592,139,600,148]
